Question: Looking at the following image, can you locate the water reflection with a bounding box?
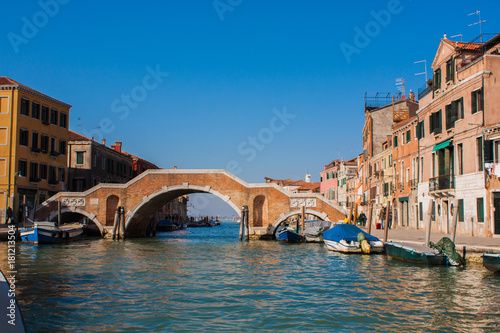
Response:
[0,222,498,332]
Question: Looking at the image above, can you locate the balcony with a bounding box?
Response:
[418,83,432,100]
[429,174,455,196]
[409,179,418,190]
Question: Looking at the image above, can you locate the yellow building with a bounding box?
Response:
[0,77,71,222]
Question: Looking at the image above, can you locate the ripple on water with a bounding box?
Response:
[0,222,499,332]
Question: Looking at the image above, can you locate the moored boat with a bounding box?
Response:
[278,228,305,243]
[156,219,179,232]
[303,220,334,243]
[483,253,500,272]
[322,224,384,253]
[20,221,83,245]
[385,242,448,265]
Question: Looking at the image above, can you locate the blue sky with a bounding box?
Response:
[2,0,499,215]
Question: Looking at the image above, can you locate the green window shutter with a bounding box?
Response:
[480,87,484,112]
[459,97,464,119]
[477,198,484,222]
[458,199,464,222]
[406,130,411,143]
[471,90,477,114]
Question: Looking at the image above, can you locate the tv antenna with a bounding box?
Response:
[468,10,486,42]
[414,60,427,82]
[450,34,463,42]
[396,78,405,96]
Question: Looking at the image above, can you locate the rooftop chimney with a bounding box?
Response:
[113,141,122,153]
[102,138,106,146]
[305,174,311,183]
[174,166,177,170]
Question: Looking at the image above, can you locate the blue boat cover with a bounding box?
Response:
[323,224,380,242]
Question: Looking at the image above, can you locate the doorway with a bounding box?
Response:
[494,193,500,235]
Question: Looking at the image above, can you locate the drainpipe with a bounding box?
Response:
[4,86,16,222]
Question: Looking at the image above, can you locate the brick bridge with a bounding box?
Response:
[35,169,346,238]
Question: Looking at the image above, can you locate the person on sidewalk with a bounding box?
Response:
[379,207,386,229]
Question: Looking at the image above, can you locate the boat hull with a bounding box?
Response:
[385,242,448,265]
[20,223,83,245]
[278,230,305,243]
[324,239,384,253]
[483,253,500,272]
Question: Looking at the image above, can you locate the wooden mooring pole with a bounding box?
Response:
[424,199,434,247]
[301,205,305,236]
[57,200,62,227]
[119,207,126,239]
[449,200,459,243]
[383,201,391,243]
[112,206,120,240]
[367,203,373,234]
[244,206,249,241]
[239,207,245,241]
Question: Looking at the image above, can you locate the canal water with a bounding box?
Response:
[1,221,499,332]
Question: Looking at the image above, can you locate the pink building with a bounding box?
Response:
[320,160,340,204]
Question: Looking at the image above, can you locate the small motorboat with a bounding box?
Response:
[278,228,305,243]
[20,222,83,245]
[483,253,500,273]
[0,269,27,332]
[156,220,179,232]
[385,242,448,265]
[322,223,384,253]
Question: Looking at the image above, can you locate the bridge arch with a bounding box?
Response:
[125,183,241,236]
[47,207,105,235]
[272,209,330,229]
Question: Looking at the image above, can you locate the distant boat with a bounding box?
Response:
[156,220,179,232]
[303,220,334,243]
[20,222,83,245]
[385,242,448,265]
[0,269,27,332]
[483,253,500,273]
[278,228,305,243]
[323,224,384,253]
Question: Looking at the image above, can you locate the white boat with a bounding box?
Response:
[323,224,384,253]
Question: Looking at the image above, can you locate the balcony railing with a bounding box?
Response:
[409,179,418,190]
[418,83,432,100]
[429,174,455,192]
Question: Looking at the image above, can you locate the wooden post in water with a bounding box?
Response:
[367,203,373,234]
[244,206,249,241]
[57,200,62,228]
[301,205,305,236]
[353,203,358,225]
[112,206,120,240]
[424,199,434,247]
[239,207,245,241]
[449,200,459,243]
[119,207,126,239]
[347,204,353,224]
[383,201,391,243]
[22,195,27,228]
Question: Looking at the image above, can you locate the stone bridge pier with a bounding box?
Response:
[35,169,346,238]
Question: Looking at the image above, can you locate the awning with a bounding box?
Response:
[398,196,409,202]
[433,139,452,152]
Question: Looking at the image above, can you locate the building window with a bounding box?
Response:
[477,137,483,172]
[19,129,29,146]
[431,201,436,221]
[406,130,411,143]
[40,164,47,180]
[29,162,38,182]
[471,88,484,114]
[446,57,455,82]
[59,140,66,155]
[102,157,106,170]
[419,202,423,221]
[76,151,85,165]
[31,132,39,152]
[420,157,424,182]
[393,136,398,148]
[20,98,29,116]
[49,166,57,184]
[60,112,67,128]
[433,68,441,90]
[457,143,463,175]
[477,197,484,223]
[458,199,464,222]
[430,110,442,134]
[416,120,425,139]
[41,106,49,124]
[50,137,57,155]
[58,167,65,183]
[432,153,435,177]
[40,135,49,153]
[32,102,40,119]
[18,160,27,177]
[50,109,58,125]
